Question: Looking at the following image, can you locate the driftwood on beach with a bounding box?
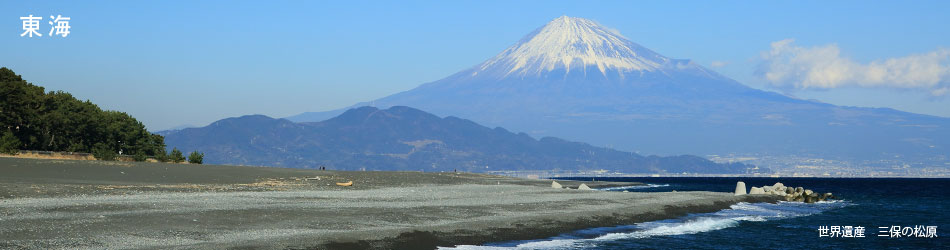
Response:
[336,181,354,186]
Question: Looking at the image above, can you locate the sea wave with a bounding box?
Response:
[441,200,850,250]
[596,183,670,191]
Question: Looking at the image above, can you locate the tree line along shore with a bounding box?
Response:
[0,67,202,164]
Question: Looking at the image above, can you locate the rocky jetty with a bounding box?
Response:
[741,181,835,203]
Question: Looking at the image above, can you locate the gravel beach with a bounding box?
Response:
[0,157,777,249]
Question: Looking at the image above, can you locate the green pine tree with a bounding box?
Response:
[188,151,204,164]
[0,130,21,154]
[169,148,185,163]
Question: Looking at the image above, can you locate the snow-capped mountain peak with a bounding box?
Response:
[475,16,672,79]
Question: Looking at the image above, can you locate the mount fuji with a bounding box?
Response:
[290,16,949,161]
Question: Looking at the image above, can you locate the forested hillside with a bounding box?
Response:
[165,106,755,174]
[0,67,165,159]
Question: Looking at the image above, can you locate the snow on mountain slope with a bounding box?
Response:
[476,16,670,79]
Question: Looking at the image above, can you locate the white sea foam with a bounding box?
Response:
[596,183,669,191]
[440,201,850,250]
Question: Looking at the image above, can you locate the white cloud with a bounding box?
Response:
[709,60,729,68]
[758,39,950,96]
[933,87,950,96]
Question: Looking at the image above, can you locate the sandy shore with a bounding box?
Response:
[0,157,777,249]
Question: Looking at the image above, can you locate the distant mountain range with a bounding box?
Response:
[289,16,949,161]
[163,106,754,174]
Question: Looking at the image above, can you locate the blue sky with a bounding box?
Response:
[3,0,949,130]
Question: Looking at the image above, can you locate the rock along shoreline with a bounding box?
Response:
[735,181,836,203]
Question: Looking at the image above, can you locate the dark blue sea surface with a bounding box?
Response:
[444,177,949,249]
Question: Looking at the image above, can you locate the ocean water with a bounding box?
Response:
[444,177,949,249]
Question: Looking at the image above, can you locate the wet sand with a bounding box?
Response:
[0,157,778,249]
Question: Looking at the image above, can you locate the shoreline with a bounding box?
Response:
[314,193,778,249]
[558,175,950,179]
[0,157,779,249]
[3,153,944,179]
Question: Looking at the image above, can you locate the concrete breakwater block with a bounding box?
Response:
[735,181,747,195]
[746,182,836,203]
